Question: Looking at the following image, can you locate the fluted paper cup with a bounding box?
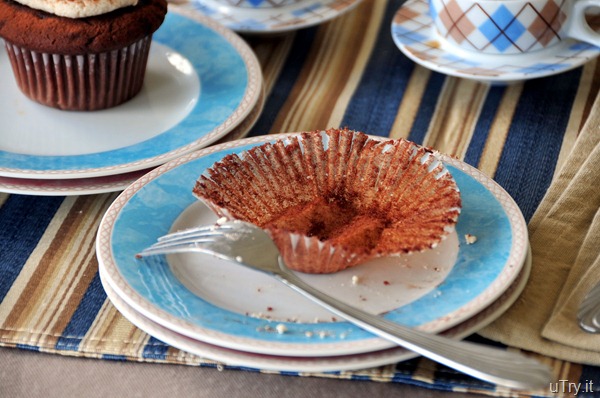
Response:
[4,35,152,111]
[193,128,462,273]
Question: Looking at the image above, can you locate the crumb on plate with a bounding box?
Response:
[465,234,477,244]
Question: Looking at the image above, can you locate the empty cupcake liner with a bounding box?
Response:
[193,128,462,273]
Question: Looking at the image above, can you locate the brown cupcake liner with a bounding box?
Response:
[194,129,462,274]
[4,35,152,111]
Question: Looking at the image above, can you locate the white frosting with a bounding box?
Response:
[15,0,138,18]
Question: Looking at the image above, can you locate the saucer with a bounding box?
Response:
[174,0,362,34]
[391,0,600,84]
[0,10,262,180]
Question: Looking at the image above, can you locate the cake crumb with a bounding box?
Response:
[351,275,360,285]
[275,324,288,334]
[465,234,478,244]
[216,217,228,225]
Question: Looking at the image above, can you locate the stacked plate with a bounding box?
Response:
[0,10,264,196]
[96,133,531,372]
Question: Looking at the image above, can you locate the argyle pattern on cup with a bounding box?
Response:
[430,0,568,53]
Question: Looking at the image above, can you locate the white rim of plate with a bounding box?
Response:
[96,133,529,357]
[0,9,262,179]
[0,88,265,196]
[99,247,531,372]
[391,0,600,83]
[176,0,363,34]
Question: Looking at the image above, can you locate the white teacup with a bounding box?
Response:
[429,0,600,55]
[210,0,307,8]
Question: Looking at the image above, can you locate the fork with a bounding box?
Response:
[136,221,551,390]
[579,282,600,333]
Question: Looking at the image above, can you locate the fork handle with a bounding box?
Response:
[275,271,551,390]
[579,282,600,333]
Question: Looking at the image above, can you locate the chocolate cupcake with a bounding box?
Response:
[0,0,167,111]
[193,129,462,274]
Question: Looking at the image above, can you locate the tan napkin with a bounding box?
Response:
[479,92,600,365]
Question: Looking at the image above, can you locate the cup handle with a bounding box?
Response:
[568,0,600,46]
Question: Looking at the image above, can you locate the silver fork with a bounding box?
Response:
[579,282,600,333]
[136,221,551,390]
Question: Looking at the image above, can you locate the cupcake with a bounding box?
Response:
[193,128,462,274]
[0,0,167,111]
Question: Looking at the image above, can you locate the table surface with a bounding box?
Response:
[1,0,599,397]
[3,347,488,398]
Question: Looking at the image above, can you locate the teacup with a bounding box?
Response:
[429,0,600,55]
[209,0,306,8]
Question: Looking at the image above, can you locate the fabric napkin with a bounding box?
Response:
[479,92,600,365]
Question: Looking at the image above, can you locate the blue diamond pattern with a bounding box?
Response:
[429,1,438,19]
[517,63,569,74]
[232,19,268,30]
[292,2,321,16]
[503,19,526,42]
[392,26,429,44]
[478,5,527,52]
[489,34,512,52]
[570,42,598,51]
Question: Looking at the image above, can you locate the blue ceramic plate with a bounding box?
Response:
[99,253,531,372]
[97,133,529,357]
[0,10,261,179]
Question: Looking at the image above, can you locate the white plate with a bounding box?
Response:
[99,248,531,372]
[96,133,529,357]
[391,0,600,84]
[175,0,362,34]
[0,169,151,197]
[0,10,262,179]
[0,88,265,196]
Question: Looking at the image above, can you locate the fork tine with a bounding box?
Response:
[136,237,217,258]
[136,241,216,257]
[156,223,235,243]
[136,222,241,258]
[155,230,222,246]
